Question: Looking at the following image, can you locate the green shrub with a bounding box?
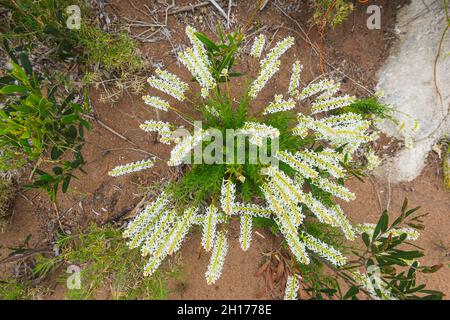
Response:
[299,200,444,300]
[1,0,146,95]
[0,49,90,201]
[0,279,35,300]
[0,0,85,59]
[32,224,172,300]
[309,0,354,29]
[79,25,143,77]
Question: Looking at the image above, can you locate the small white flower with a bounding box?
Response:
[240,122,280,147]
[234,202,272,218]
[239,214,253,251]
[123,194,169,241]
[263,94,296,115]
[202,204,218,252]
[186,26,209,64]
[311,95,355,114]
[260,36,294,71]
[108,158,156,177]
[350,270,397,300]
[304,193,340,227]
[250,34,266,58]
[366,149,382,171]
[296,79,335,101]
[249,60,281,98]
[168,129,210,166]
[155,68,189,92]
[288,61,303,98]
[275,150,318,179]
[147,76,186,101]
[140,120,172,144]
[166,207,198,255]
[141,209,177,257]
[220,179,236,215]
[331,205,356,241]
[205,230,228,285]
[311,175,356,202]
[205,105,220,117]
[297,149,345,178]
[178,47,216,97]
[284,274,301,300]
[142,95,170,112]
[262,184,309,265]
[249,36,294,98]
[266,165,305,224]
[220,68,228,77]
[299,231,347,267]
[356,223,420,241]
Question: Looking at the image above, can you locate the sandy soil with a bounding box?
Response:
[1,0,448,299]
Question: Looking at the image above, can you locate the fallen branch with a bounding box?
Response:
[84,114,138,147]
[167,1,210,16]
[208,0,229,21]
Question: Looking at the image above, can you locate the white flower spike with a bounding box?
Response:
[168,129,210,166]
[240,122,280,147]
[202,204,218,252]
[284,274,301,300]
[288,61,303,98]
[142,95,171,112]
[239,214,253,251]
[250,34,266,58]
[140,120,172,144]
[108,158,156,177]
[263,94,296,115]
[205,230,228,285]
[220,179,236,215]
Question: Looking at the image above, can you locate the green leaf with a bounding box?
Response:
[51,147,63,160]
[362,232,371,247]
[62,176,71,193]
[52,167,63,175]
[343,286,359,300]
[11,62,30,86]
[19,52,33,75]
[79,119,91,130]
[401,197,408,213]
[66,125,77,140]
[194,32,219,52]
[0,85,29,95]
[392,250,423,260]
[38,174,54,182]
[418,290,444,300]
[62,114,79,124]
[373,211,388,241]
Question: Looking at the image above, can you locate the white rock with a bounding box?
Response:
[376,0,450,182]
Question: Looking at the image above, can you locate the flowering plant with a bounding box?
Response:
[108,26,384,294]
[296,200,443,300]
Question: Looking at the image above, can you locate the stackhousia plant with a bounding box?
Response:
[108,26,397,296]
